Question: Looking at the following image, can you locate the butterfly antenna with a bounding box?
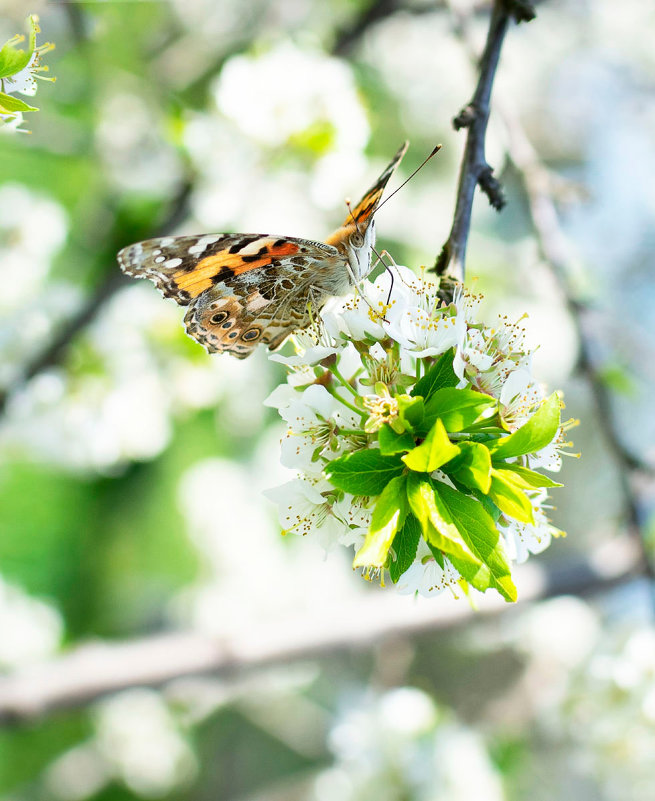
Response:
[345,199,398,310]
[345,198,364,236]
[374,143,442,216]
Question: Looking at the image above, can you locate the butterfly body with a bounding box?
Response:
[118,142,407,358]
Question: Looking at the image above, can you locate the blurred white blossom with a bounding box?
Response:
[313,687,505,801]
[94,689,196,797]
[0,576,63,669]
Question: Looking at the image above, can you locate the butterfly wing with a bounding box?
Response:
[117,143,409,358]
[118,233,342,358]
[343,141,408,228]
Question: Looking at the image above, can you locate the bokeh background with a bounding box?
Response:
[1,0,654,799]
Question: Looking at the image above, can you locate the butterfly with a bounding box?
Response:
[117,142,408,359]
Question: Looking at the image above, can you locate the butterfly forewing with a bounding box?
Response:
[345,140,408,226]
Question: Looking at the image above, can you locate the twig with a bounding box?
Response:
[0,539,641,725]
[435,0,535,281]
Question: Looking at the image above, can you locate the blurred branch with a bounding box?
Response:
[435,0,535,281]
[498,103,655,587]
[0,540,642,725]
[333,0,401,55]
[447,9,655,587]
[0,182,193,418]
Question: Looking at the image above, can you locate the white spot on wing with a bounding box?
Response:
[188,235,220,256]
[239,237,273,255]
[164,258,182,268]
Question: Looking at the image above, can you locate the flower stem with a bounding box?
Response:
[325,382,366,419]
[329,364,361,400]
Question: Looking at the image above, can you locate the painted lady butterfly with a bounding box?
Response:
[117,142,408,359]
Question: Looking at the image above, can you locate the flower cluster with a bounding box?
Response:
[0,15,55,133]
[266,265,576,601]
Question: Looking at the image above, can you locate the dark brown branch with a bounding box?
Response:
[435,0,535,280]
[0,539,641,725]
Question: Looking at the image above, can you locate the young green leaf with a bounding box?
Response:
[378,424,415,455]
[494,463,563,489]
[389,513,422,582]
[402,418,460,473]
[397,394,425,433]
[425,541,445,568]
[488,468,535,524]
[0,15,40,80]
[442,440,492,494]
[325,450,404,496]
[0,92,38,113]
[353,475,407,568]
[489,393,561,459]
[421,388,497,434]
[434,483,517,602]
[411,347,458,399]
[405,473,480,566]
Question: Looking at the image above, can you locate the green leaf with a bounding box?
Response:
[412,348,458,399]
[497,463,563,489]
[389,513,421,582]
[489,393,561,459]
[402,419,460,473]
[443,441,492,493]
[0,92,37,113]
[488,468,535,524]
[353,476,407,568]
[435,483,517,602]
[397,394,425,433]
[0,15,38,80]
[425,542,445,568]
[406,473,479,566]
[0,46,30,80]
[378,424,415,455]
[325,450,404,496]
[421,388,497,434]
[470,488,503,522]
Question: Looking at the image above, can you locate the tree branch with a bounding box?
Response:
[435,0,535,281]
[444,3,655,593]
[0,539,641,725]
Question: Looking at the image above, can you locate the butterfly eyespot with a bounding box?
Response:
[242,328,261,342]
[228,331,239,339]
[210,311,229,325]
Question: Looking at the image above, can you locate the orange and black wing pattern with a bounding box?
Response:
[344,141,408,227]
